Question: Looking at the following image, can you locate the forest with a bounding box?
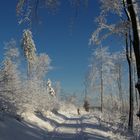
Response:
[0,0,140,140]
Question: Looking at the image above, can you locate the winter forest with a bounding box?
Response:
[0,0,140,140]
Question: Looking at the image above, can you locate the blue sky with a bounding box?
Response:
[0,0,123,96]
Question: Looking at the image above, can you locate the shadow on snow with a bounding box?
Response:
[0,111,111,140]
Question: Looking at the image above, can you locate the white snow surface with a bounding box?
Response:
[0,110,134,140]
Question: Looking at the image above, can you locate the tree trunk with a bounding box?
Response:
[100,47,103,112]
[126,33,134,131]
[126,0,140,119]
[27,61,31,79]
[134,64,139,108]
[126,0,140,81]
[128,60,134,130]
[100,69,103,112]
[117,64,124,112]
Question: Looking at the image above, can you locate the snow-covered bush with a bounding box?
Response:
[83,100,90,112]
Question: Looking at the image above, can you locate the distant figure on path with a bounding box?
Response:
[77,108,80,115]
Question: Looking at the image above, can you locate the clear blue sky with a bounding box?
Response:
[0,0,123,95]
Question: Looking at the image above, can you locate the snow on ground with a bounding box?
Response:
[0,110,132,140]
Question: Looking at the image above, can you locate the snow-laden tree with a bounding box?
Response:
[16,0,61,24]
[16,0,88,25]
[0,40,22,115]
[20,77,57,113]
[89,0,140,130]
[33,53,51,80]
[26,52,52,111]
[47,79,55,97]
[22,78,46,112]
[86,47,131,115]
[111,51,126,111]
[86,47,116,112]
[20,29,53,112]
[4,40,20,62]
[21,29,36,77]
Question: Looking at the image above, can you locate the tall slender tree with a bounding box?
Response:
[21,29,36,78]
[86,46,115,111]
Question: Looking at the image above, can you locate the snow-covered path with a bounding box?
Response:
[0,111,122,140]
[44,113,111,140]
[29,111,114,140]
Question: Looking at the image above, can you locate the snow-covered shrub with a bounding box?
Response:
[103,95,121,112]
[83,100,90,112]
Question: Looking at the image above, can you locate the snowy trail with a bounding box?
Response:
[43,112,112,140]
[0,111,121,140]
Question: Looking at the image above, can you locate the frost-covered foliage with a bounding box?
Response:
[16,0,60,24]
[47,79,56,97]
[103,95,129,113]
[90,0,140,47]
[92,95,140,140]
[21,29,36,63]
[53,81,61,95]
[86,47,129,111]
[4,40,19,61]
[0,36,60,117]
[0,40,22,115]
[89,0,140,132]
[89,0,131,45]
[100,0,123,15]
[16,0,89,25]
[33,53,51,79]
[21,78,57,112]
[21,29,52,80]
[86,47,116,103]
[21,29,59,113]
